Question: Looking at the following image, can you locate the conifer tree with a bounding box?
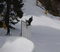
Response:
[0,0,24,35]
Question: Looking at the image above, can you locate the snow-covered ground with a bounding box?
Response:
[0,37,34,52]
[0,0,60,52]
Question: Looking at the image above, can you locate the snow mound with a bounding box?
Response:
[0,37,34,52]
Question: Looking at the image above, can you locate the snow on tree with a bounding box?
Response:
[0,0,24,35]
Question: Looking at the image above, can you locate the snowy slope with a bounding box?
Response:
[23,0,60,52]
[0,0,60,52]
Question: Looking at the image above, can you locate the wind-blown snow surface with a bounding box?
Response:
[22,0,60,52]
[0,0,60,52]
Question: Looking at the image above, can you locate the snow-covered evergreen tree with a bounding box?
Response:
[0,0,24,35]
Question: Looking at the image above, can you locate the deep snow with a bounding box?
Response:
[0,0,60,52]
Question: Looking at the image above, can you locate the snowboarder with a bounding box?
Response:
[26,16,33,26]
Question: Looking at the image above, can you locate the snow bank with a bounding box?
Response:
[0,37,34,52]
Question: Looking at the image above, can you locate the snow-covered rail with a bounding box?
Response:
[21,20,31,39]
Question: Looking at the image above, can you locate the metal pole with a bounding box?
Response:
[20,20,22,36]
